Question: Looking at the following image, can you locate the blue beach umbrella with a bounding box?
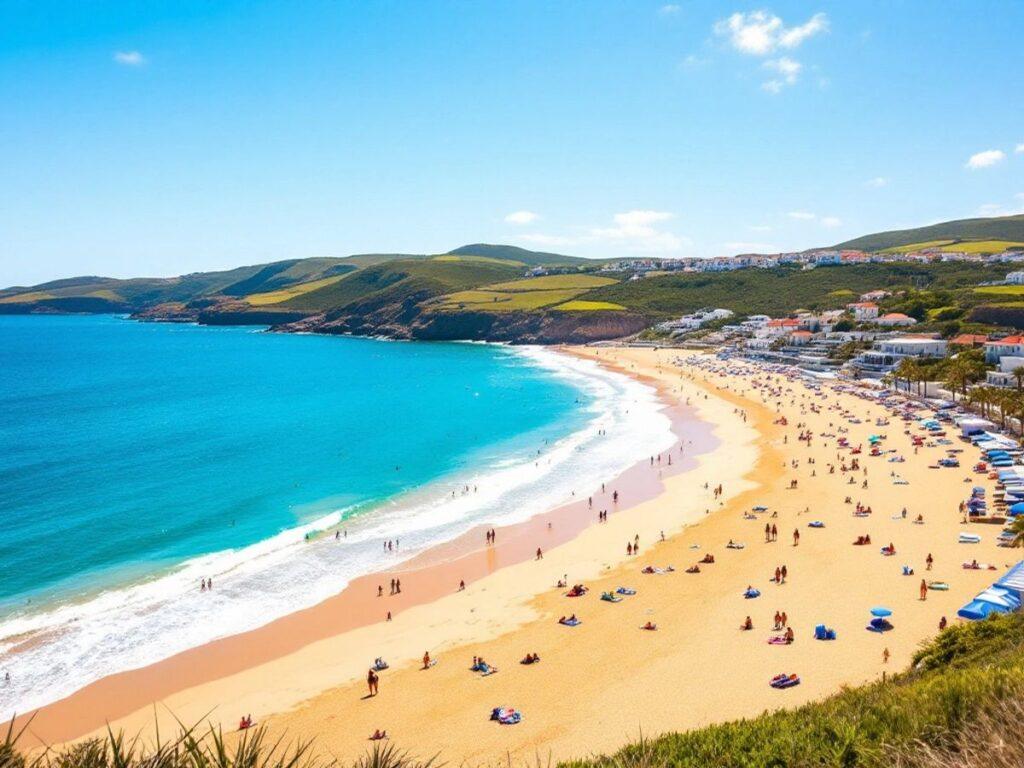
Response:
[870,606,892,617]
[1010,503,1024,516]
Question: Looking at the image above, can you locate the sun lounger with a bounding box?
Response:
[928,581,949,590]
[959,533,982,544]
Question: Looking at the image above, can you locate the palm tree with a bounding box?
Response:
[1007,515,1024,548]
[943,354,985,402]
[893,357,920,395]
[1013,365,1024,392]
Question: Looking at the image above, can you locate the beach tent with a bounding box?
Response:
[960,418,996,437]
[995,561,1024,599]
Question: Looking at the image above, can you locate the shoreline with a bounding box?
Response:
[15,346,718,747]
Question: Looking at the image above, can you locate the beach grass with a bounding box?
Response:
[561,612,1024,768]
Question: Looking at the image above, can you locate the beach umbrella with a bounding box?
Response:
[1010,503,1024,516]
[870,607,892,617]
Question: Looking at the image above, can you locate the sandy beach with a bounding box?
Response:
[19,346,1013,764]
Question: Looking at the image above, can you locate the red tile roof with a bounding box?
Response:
[989,335,1024,346]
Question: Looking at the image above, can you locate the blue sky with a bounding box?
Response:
[2,1,1023,285]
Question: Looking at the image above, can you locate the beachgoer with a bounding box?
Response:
[367,668,379,696]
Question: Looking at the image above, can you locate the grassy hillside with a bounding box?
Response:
[836,214,1024,252]
[582,262,1011,319]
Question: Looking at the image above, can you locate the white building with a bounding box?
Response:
[847,302,880,321]
[985,336,1024,364]
[849,336,947,378]
[1006,271,1024,285]
[986,355,1024,387]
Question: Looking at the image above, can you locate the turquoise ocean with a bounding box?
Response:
[0,315,673,716]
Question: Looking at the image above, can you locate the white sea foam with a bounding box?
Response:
[0,347,674,718]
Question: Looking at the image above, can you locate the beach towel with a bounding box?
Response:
[601,592,622,603]
[616,587,637,595]
[808,521,825,528]
[490,707,522,725]
[479,666,498,676]
[560,617,582,627]
[767,636,790,645]
[770,674,800,689]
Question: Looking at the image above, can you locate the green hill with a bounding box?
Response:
[447,243,587,266]
[836,213,1024,252]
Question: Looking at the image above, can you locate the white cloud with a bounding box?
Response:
[714,11,828,56]
[778,13,829,48]
[1016,143,1024,154]
[761,56,801,91]
[788,210,817,220]
[504,210,539,225]
[748,224,773,232]
[520,210,686,254]
[659,4,681,14]
[591,210,683,252]
[976,194,1024,217]
[681,53,709,69]
[865,176,889,188]
[966,149,1006,169]
[113,50,145,66]
[820,216,842,228]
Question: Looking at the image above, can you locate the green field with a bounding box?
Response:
[246,275,348,305]
[485,274,617,292]
[553,299,626,311]
[0,290,55,303]
[437,288,584,311]
[880,239,957,254]
[974,284,1024,296]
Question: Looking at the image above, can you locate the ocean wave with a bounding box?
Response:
[0,347,674,718]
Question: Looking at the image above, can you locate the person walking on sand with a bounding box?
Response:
[920,579,928,601]
[883,647,890,664]
[781,565,788,583]
[765,523,771,543]
[396,578,401,594]
[367,668,379,696]
[536,547,543,560]
[793,529,800,546]
[926,553,933,571]
[771,523,778,542]
[422,651,431,669]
